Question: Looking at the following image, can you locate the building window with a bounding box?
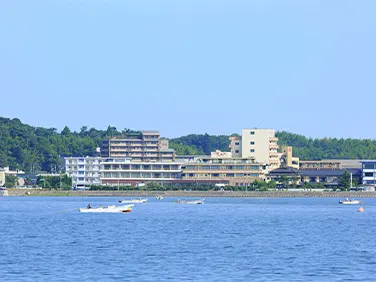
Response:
[250,131,255,135]
[250,141,255,145]
[235,142,240,146]
[235,150,239,153]
[364,164,375,169]
[250,149,255,153]
[365,172,374,177]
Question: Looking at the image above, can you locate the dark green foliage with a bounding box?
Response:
[338,171,351,191]
[275,131,376,160]
[172,131,376,160]
[169,133,229,155]
[36,175,72,190]
[2,116,376,174]
[0,117,113,172]
[4,174,18,188]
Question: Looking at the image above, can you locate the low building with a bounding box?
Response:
[268,167,361,187]
[3,167,25,176]
[266,167,301,185]
[100,158,182,187]
[65,157,102,188]
[341,159,362,169]
[181,153,268,187]
[0,168,5,186]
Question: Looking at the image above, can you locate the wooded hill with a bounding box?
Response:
[1,117,375,173]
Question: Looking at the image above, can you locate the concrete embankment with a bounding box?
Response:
[4,189,376,198]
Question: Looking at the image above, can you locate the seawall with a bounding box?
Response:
[4,189,376,198]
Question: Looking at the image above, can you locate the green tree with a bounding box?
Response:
[61,126,71,136]
[5,175,18,188]
[267,180,277,189]
[280,176,289,188]
[338,171,351,191]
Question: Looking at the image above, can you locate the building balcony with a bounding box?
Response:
[145,143,158,147]
[269,144,279,150]
[110,148,128,152]
[130,143,142,146]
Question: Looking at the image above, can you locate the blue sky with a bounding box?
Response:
[0,1,375,138]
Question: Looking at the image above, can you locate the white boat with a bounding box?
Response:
[79,204,134,213]
[156,195,164,200]
[119,198,148,204]
[339,198,361,205]
[186,199,204,204]
[174,199,205,205]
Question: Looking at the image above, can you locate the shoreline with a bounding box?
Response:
[3,189,376,198]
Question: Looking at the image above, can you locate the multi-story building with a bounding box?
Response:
[100,158,182,186]
[64,157,102,188]
[229,129,281,169]
[101,131,175,162]
[361,161,376,185]
[181,150,268,187]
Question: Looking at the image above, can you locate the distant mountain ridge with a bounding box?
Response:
[0,116,375,172]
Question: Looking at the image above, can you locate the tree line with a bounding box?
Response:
[1,116,376,173]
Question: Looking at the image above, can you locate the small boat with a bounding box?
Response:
[119,198,148,204]
[339,198,361,205]
[174,199,205,205]
[79,204,134,213]
[156,195,164,200]
[186,199,205,204]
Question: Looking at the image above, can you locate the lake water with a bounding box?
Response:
[1,197,375,281]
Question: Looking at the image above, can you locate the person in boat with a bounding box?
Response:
[87,203,91,209]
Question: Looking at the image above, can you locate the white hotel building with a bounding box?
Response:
[362,161,376,185]
[100,158,182,186]
[64,156,102,188]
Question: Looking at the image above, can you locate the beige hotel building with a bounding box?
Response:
[229,129,281,169]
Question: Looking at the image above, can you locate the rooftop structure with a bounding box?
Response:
[299,160,342,170]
